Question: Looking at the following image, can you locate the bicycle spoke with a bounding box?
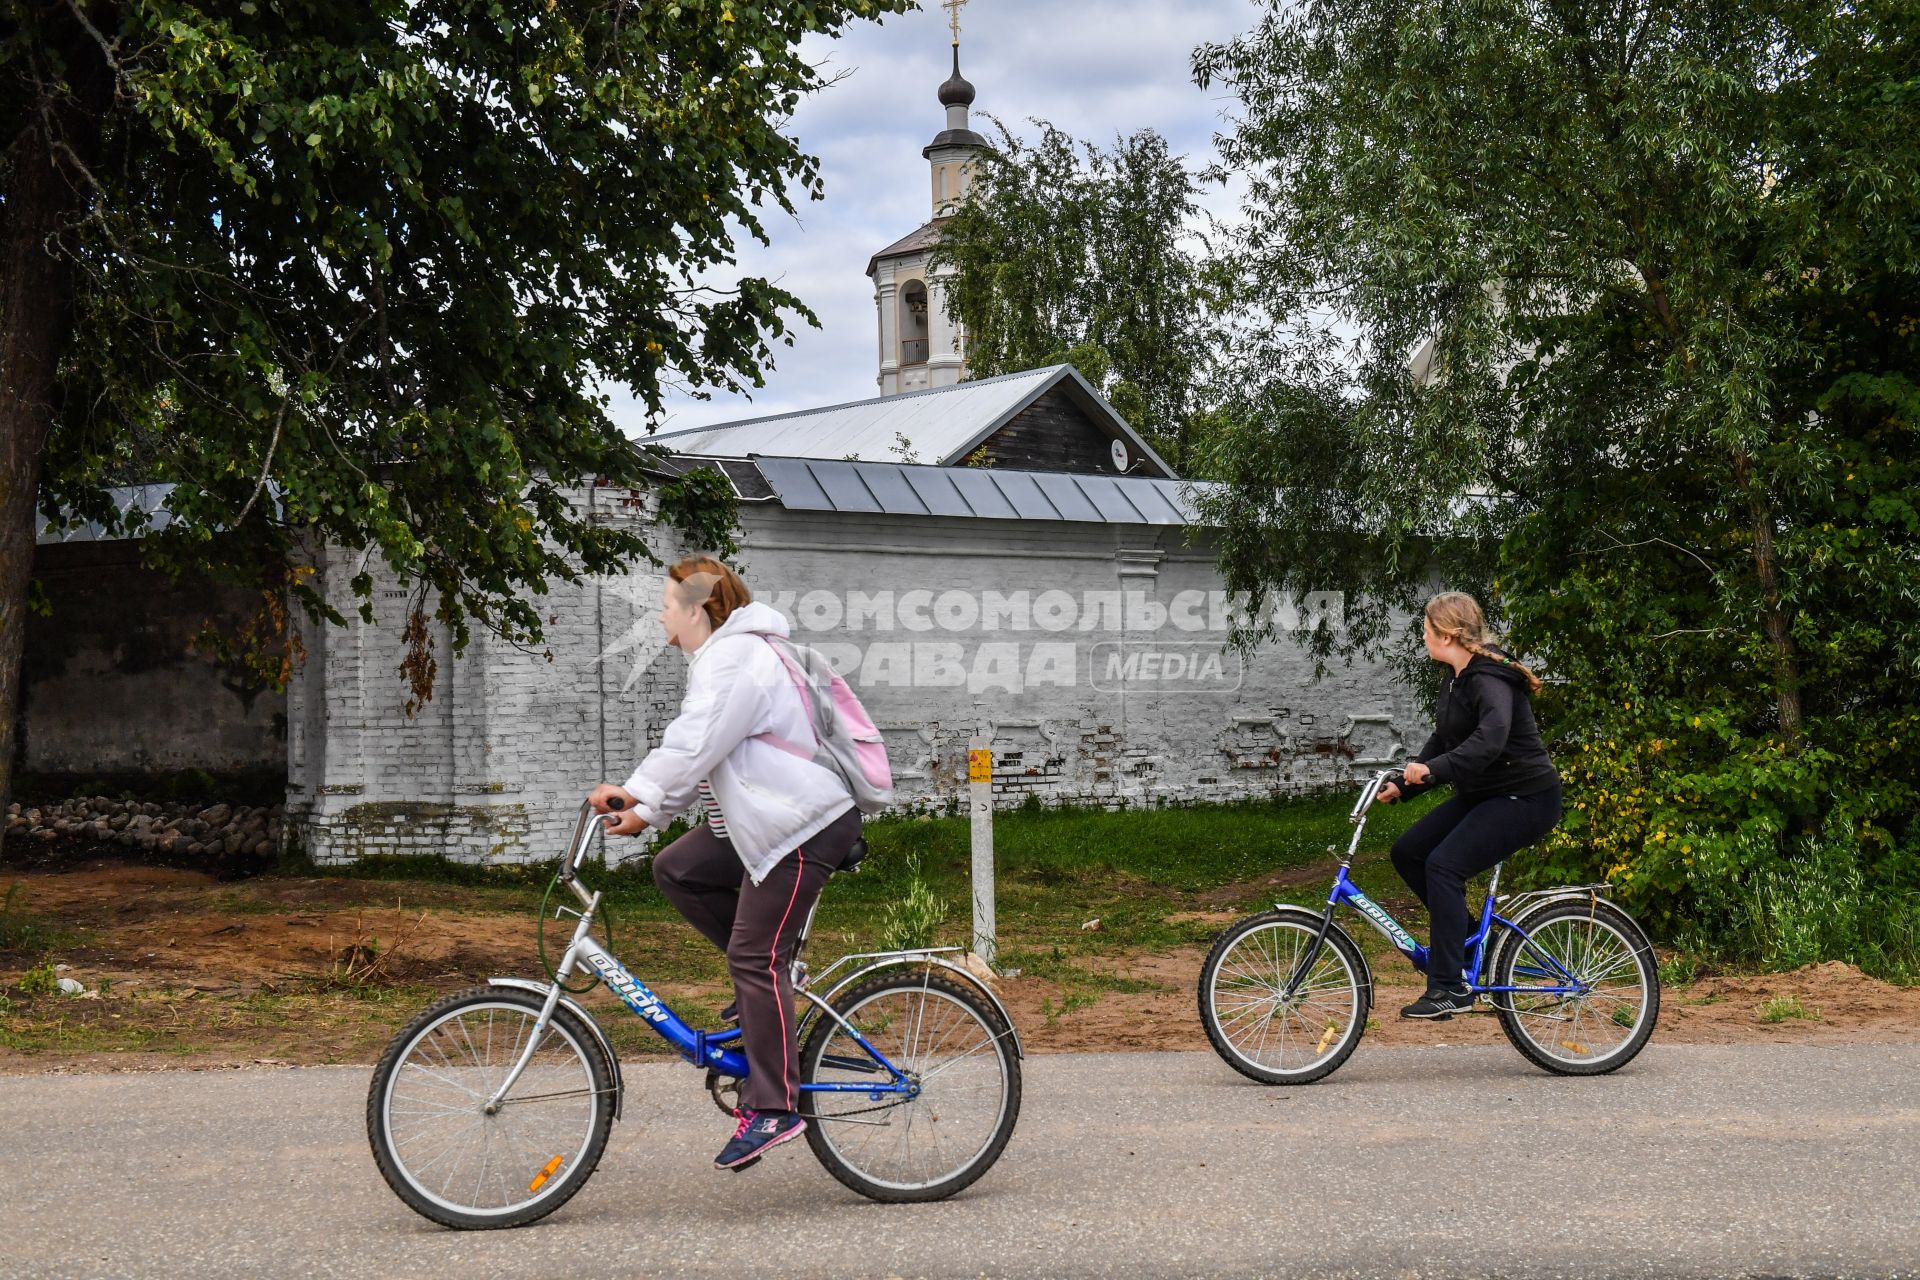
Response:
[1206,918,1358,1077]
[1498,911,1653,1068]
[809,981,1010,1194]
[378,998,601,1219]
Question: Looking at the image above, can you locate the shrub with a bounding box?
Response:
[878,853,951,952]
[17,962,58,996]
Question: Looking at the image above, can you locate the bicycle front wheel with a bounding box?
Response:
[1199,907,1367,1085]
[1492,898,1659,1076]
[366,987,615,1229]
[800,970,1021,1203]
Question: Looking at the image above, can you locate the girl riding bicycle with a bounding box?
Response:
[1375,592,1561,1019]
[589,555,862,1171]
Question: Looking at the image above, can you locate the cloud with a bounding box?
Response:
[607,0,1256,439]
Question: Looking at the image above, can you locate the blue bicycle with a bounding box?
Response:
[1199,768,1659,1084]
[367,802,1023,1228]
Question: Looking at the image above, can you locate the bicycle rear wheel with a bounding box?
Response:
[367,987,615,1229]
[1492,898,1659,1076]
[800,970,1020,1203]
[1198,907,1368,1085]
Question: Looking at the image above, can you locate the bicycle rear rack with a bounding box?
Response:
[1497,882,1615,914]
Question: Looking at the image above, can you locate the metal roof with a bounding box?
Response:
[644,366,1060,467]
[866,218,947,275]
[35,484,180,544]
[643,364,1179,480]
[754,458,1216,525]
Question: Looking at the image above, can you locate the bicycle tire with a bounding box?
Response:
[1199,907,1368,1085]
[1492,898,1659,1076]
[367,986,616,1229]
[799,970,1020,1203]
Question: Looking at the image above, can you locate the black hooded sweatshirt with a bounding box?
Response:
[1401,647,1560,801]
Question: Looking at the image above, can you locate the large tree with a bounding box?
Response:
[0,0,908,818]
[929,119,1220,473]
[1193,0,1919,952]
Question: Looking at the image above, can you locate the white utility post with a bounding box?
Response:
[968,738,995,970]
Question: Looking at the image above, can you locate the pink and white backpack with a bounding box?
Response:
[750,634,893,814]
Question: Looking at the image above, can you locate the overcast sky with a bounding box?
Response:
[605,0,1257,440]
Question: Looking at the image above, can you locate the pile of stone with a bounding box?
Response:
[5,797,284,860]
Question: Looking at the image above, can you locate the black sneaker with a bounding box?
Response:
[1401,986,1476,1020]
[714,1108,806,1171]
[719,999,739,1025]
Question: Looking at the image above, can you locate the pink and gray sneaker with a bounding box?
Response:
[714,1108,806,1171]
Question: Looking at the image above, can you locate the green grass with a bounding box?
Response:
[16,961,58,996]
[257,791,1443,959]
[1757,994,1820,1024]
[202,791,1455,997]
[0,883,88,957]
[0,1015,175,1056]
[1040,991,1098,1023]
[998,945,1169,995]
[1658,950,1703,988]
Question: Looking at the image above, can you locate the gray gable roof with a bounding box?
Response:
[642,364,1178,479]
[865,218,946,276]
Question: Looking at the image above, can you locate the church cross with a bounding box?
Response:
[944,0,967,46]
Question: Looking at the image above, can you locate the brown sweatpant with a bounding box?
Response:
[652,805,861,1112]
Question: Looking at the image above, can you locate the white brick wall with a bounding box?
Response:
[287,485,1427,864]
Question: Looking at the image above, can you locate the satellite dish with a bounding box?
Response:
[1110,439,1129,472]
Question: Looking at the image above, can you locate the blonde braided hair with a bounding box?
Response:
[1424,592,1545,695]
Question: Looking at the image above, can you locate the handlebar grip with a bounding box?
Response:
[605,795,625,811]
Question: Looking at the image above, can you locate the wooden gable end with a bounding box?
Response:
[965,386,1140,475]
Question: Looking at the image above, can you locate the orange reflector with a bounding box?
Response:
[1560,1041,1590,1055]
[1316,1022,1339,1055]
[529,1155,565,1193]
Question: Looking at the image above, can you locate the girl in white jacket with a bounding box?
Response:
[590,556,862,1171]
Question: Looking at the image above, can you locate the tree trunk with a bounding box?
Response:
[0,6,114,853]
[1730,445,1805,751]
[1637,259,1806,754]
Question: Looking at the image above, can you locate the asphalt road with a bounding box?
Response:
[2,1045,1915,1279]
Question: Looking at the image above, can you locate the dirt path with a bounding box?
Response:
[4,864,1915,1074]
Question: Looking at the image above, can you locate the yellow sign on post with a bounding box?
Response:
[967,748,992,783]
[968,742,994,970]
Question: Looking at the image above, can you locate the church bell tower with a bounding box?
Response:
[866,1,987,396]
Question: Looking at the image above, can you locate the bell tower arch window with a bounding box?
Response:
[899,279,930,366]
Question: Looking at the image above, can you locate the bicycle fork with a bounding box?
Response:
[1280,900,1342,1000]
[485,879,603,1114]
[1280,769,1392,999]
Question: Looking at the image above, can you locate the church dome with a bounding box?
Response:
[938,49,975,107]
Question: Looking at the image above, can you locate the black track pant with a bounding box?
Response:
[1389,783,1563,991]
[652,806,861,1112]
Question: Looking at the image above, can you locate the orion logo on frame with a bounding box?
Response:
[589,952,670,1023]
[1349,892,1419,953]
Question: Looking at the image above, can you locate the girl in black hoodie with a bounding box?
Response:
[1376,592,1562,1019]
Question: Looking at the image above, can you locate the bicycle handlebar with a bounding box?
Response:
[1349,767,1406,822]
[558,791,640,888]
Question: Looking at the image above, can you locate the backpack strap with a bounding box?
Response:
[750,634,824,757]
[755,732,816,762]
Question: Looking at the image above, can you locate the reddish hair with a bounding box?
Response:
[667,555,752,630]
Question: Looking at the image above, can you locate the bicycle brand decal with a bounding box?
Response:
[1346,890,1420,953]
[588,952,672,1024]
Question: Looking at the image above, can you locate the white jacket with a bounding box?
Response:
[623,600,855,883]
